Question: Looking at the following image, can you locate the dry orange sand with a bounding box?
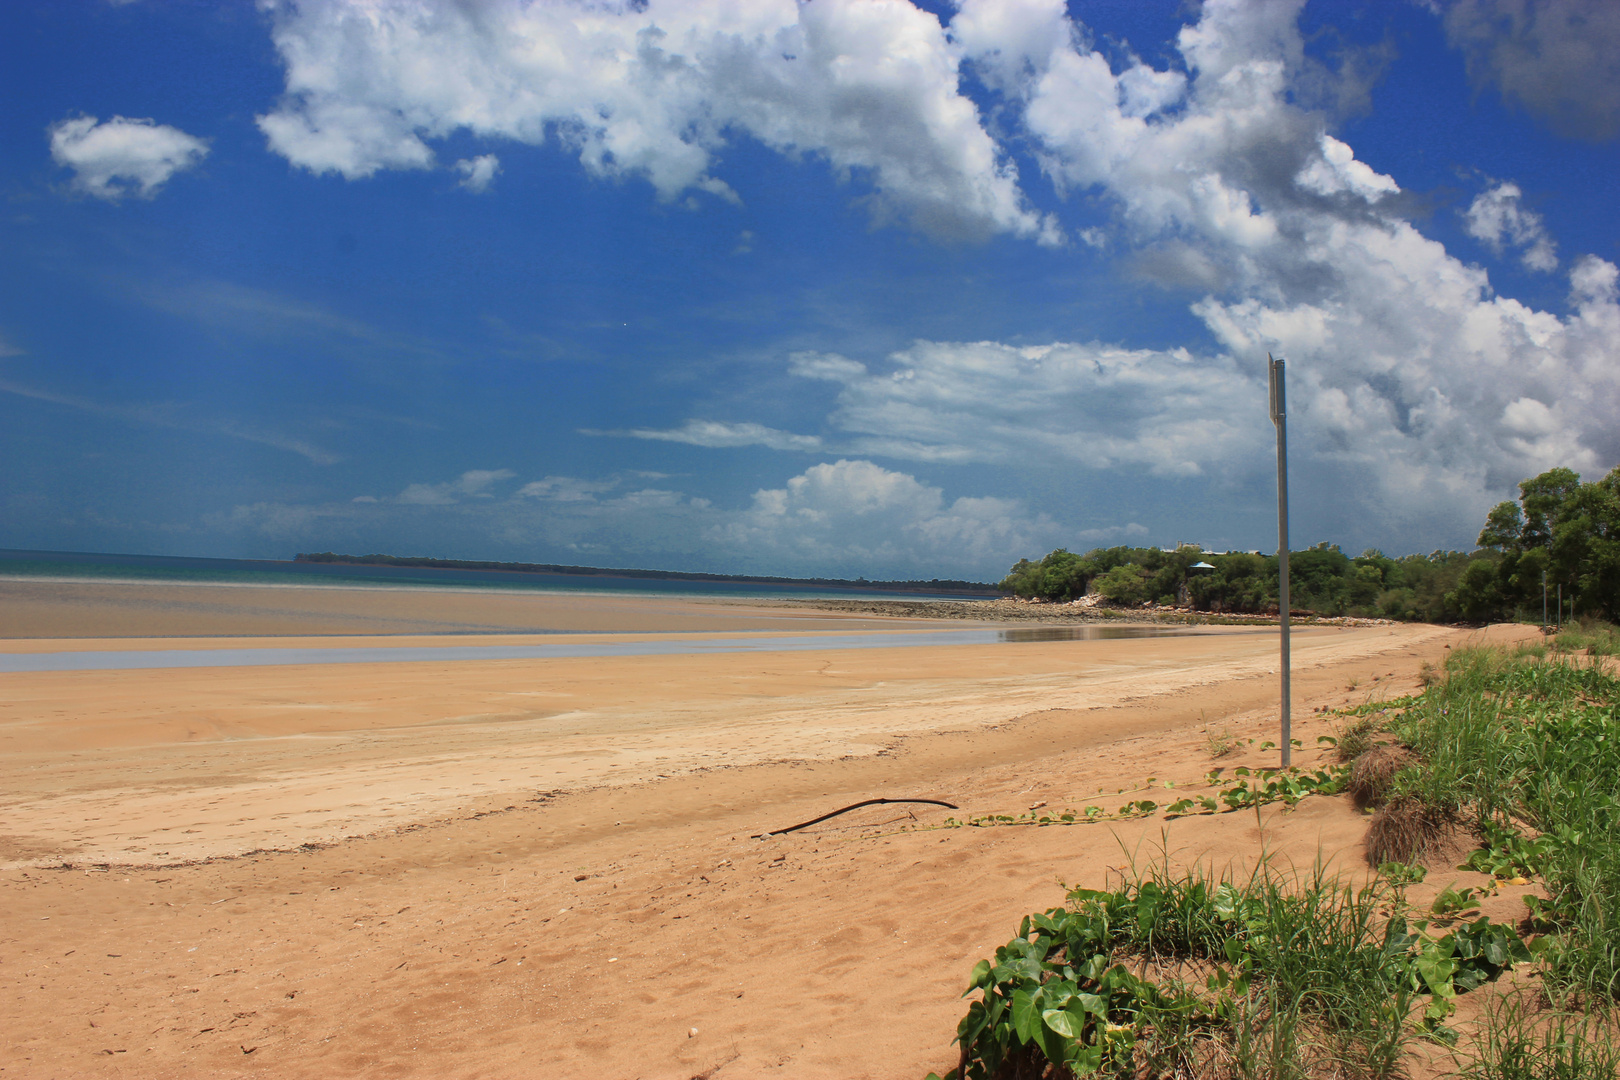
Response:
[0,584,1538,1078]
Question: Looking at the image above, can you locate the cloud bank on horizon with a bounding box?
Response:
[2,0,1618,578]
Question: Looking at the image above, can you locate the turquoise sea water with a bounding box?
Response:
[0,549,984,601]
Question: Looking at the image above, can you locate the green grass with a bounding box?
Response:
[1332,713,1382,763]
[933,858,1529,1080]
[1553,619,1620,659]
[1386,647,1620,1004]
[1464,995,1620,1080]
[931,642,1620,1079]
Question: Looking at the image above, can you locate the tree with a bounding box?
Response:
[995,469,1620,624]
[998,549,1095,600]
[1477,466,1620,622]
[1093,563,1150,606]
[1447,558,1503,623]
[1558,468,1620,621]
[1477,502,1524,552]
[1186,552,1272,613]
[1518,467,1582,551]
[1290,543,1353,614]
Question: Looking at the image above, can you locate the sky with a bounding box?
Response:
[1,0,1617,580]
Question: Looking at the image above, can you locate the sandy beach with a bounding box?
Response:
[0,581,1534,1078]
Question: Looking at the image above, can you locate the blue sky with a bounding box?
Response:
[2,0,1617,579]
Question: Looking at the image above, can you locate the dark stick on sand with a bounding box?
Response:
[755,797,959,838]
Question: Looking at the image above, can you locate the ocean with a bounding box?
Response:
[0,548,987,602]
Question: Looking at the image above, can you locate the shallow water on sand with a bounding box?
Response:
[0,624,1240,672]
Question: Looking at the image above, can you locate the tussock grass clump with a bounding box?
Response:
[1334,714,1383,764]
[1347,744,1409,809]
[1364,795,1454,865]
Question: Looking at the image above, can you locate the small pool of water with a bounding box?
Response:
[0,624,1246,673]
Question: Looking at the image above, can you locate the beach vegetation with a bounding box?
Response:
[1000,466,1620,625]
[933,763,1350,832]
[1553,619,1620,657]
[1204,729,1239,759]
[1464,996,1620,1080]
[1381,646,1620,1005]
[930,860,1529,1080]
[1332,714,1381,763]
[930,640,1620,1078]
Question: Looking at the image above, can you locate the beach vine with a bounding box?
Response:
[912,751,1351,838]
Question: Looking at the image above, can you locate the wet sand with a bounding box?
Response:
[0,582,1535,1077]
[0,578,949,639]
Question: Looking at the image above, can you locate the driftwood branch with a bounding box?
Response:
[754,797,958,838]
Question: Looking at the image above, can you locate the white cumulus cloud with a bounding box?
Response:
[940,0,1617,546]
[395,468,515,505]
[787,342,1263,478]
[1193,251,1620,541]
[515,475,622,502]
[48,114,209,200]
[454,153,501,193]
[223,0,1619,556]
[768,238,1619,545]
[710,459,1057,572]
[1464,181,1558,271]
[1296,134,1399,202]
[450,0,1614,552]
[255,0,1049,240]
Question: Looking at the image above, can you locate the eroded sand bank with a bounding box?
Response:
[0,583,1536,1078]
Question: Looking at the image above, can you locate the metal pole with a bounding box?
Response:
[1542,569,1548,627]
[1269,354,1291,769]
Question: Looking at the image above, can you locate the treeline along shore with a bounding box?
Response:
[293,551,1002,597]
[999,466,1620,625]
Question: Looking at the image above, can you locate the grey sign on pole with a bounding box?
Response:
[1268,353,1291,769]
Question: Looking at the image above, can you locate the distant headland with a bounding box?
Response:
[292,551,1001,597]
